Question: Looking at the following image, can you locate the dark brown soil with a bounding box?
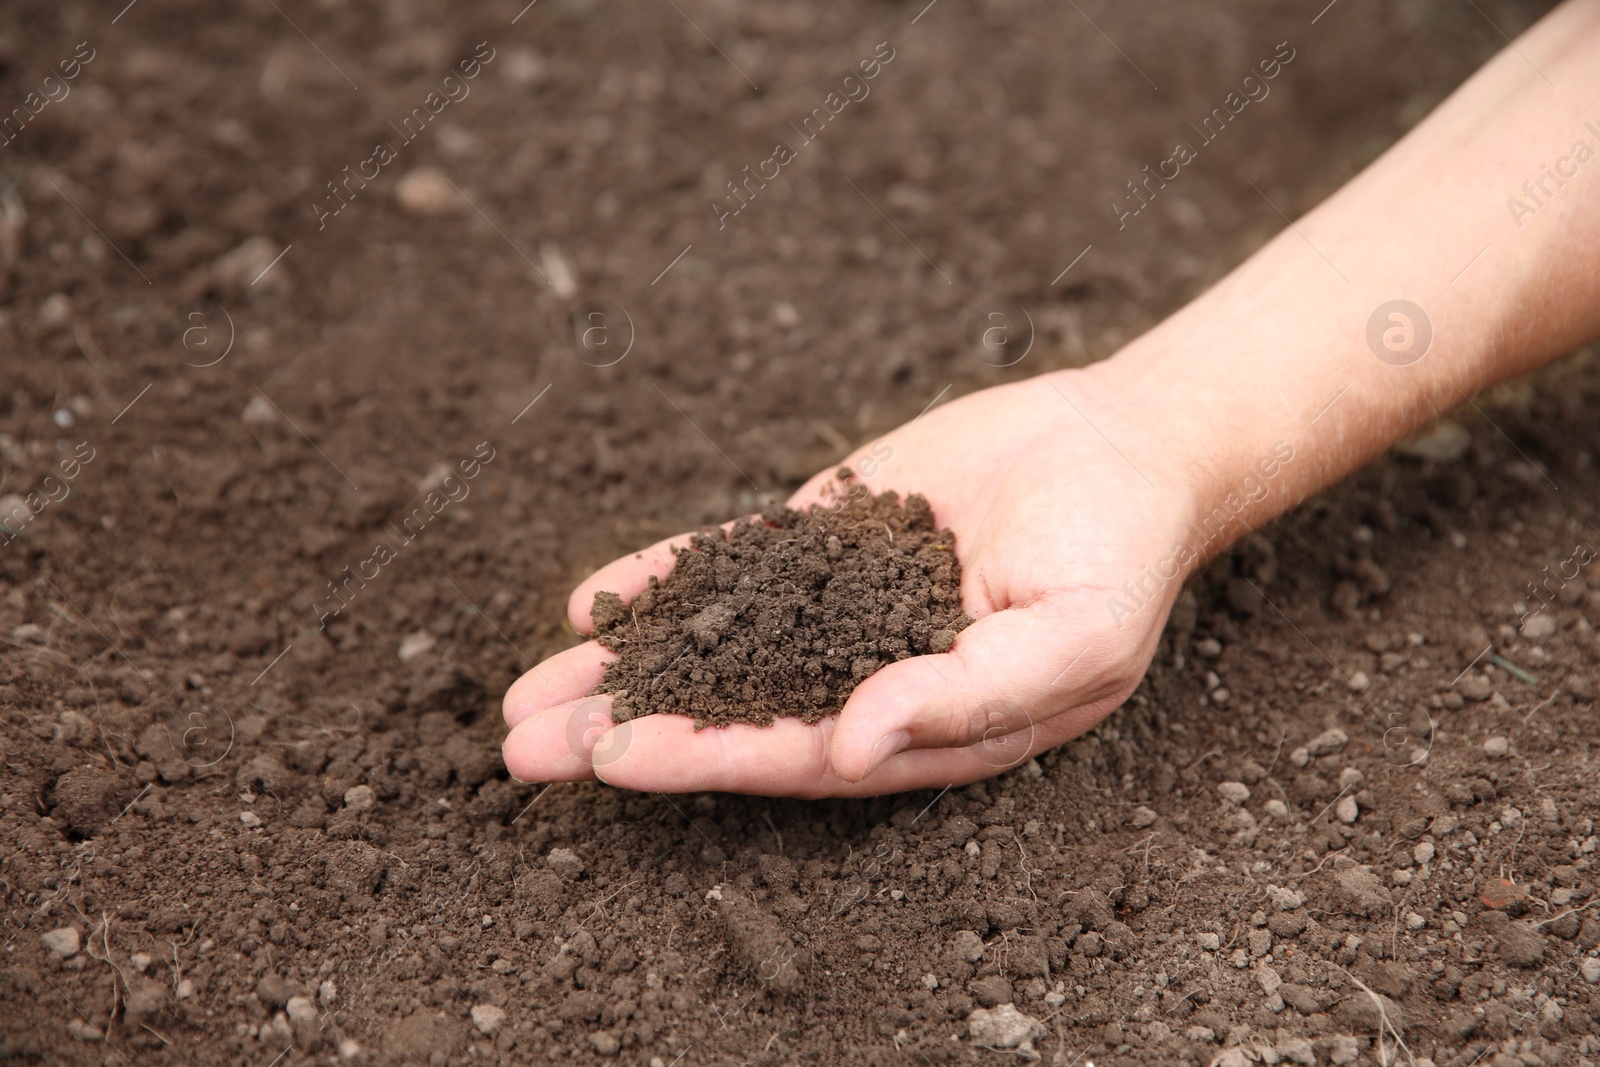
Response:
[3,1,1595,1066]
[592,481,969,727]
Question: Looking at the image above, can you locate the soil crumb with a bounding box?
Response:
[590,478,970,727]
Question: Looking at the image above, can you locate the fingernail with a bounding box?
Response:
[864,730,911,779]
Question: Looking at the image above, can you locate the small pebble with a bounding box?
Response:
[1581,958,1600,984]
[1413,841,1435,865]
[66,1019,103,1042]
[395,167,460,216]
[1197,932,1221,952]
[1327,1035,1360,1065]
[1195,638,1222,657]
[1335,794,1359,824]
[240,811,262,827]
[38,292,73,330]
[1288,747,1309,768]
[1218,782,1251,805]
[1346,671,1370,692]
[241,394,279,424]
[1265,885,1305,911]
[547,847,584,875]
[1398,417,1470,462]
[398,630,436,662]
[42,927,81,958]
[590,1031,621,1056]
[502,47,546,86]
[1306,728,1349,756]
[1522,614,1556,639]
[1264,799,1289,818]
[1483,736,1509,758]
[286,995,317,1022]
[1405,912,1427,930]
[965,1004,1046,1050]
[343,784,376,812]
[1338,767,1364,790]
[949,930,986,962]
[1274,1039,1316,1067]
[471,1004,508,1036]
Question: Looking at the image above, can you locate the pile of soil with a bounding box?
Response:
[590,480,970,727]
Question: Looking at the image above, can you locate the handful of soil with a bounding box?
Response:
[589,479,971,727]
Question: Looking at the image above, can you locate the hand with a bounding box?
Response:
[505,0,1600,796]
[502,363,1208,797]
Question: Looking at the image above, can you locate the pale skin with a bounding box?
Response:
[504,0,1600,798]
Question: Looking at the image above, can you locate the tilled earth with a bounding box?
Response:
[3,1,1597,1066]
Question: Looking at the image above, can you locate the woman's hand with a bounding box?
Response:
[502,363,1211,797]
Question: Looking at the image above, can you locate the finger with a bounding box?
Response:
[827,598,1134,782]
[503,641,615,727]
[501,693,623,783]
[589,712,1069,797]
[566,521,744,632]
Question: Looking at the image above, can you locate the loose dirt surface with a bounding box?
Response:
[593,484,968,727]
[3,1,1597,1066]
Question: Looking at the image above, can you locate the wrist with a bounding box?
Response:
[1077,255,1349,571]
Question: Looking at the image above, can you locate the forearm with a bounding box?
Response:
[1096,0,1600,557]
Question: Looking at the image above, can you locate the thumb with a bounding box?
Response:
[826,597,1137,782]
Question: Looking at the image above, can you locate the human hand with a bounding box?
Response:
[505,0,1600,798]
[502,363,1211,797]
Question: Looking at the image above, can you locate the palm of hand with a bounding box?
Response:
[503,370,1196,797]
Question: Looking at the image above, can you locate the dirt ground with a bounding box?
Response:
[4,1,1599,1065]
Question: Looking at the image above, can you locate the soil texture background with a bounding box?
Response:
[4,2,1600,1066]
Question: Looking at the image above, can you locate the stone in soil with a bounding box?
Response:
[41,927,80,957]
[590,484,969,727]
[471,1003,507,1036]
[966,1003,1046,1049]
